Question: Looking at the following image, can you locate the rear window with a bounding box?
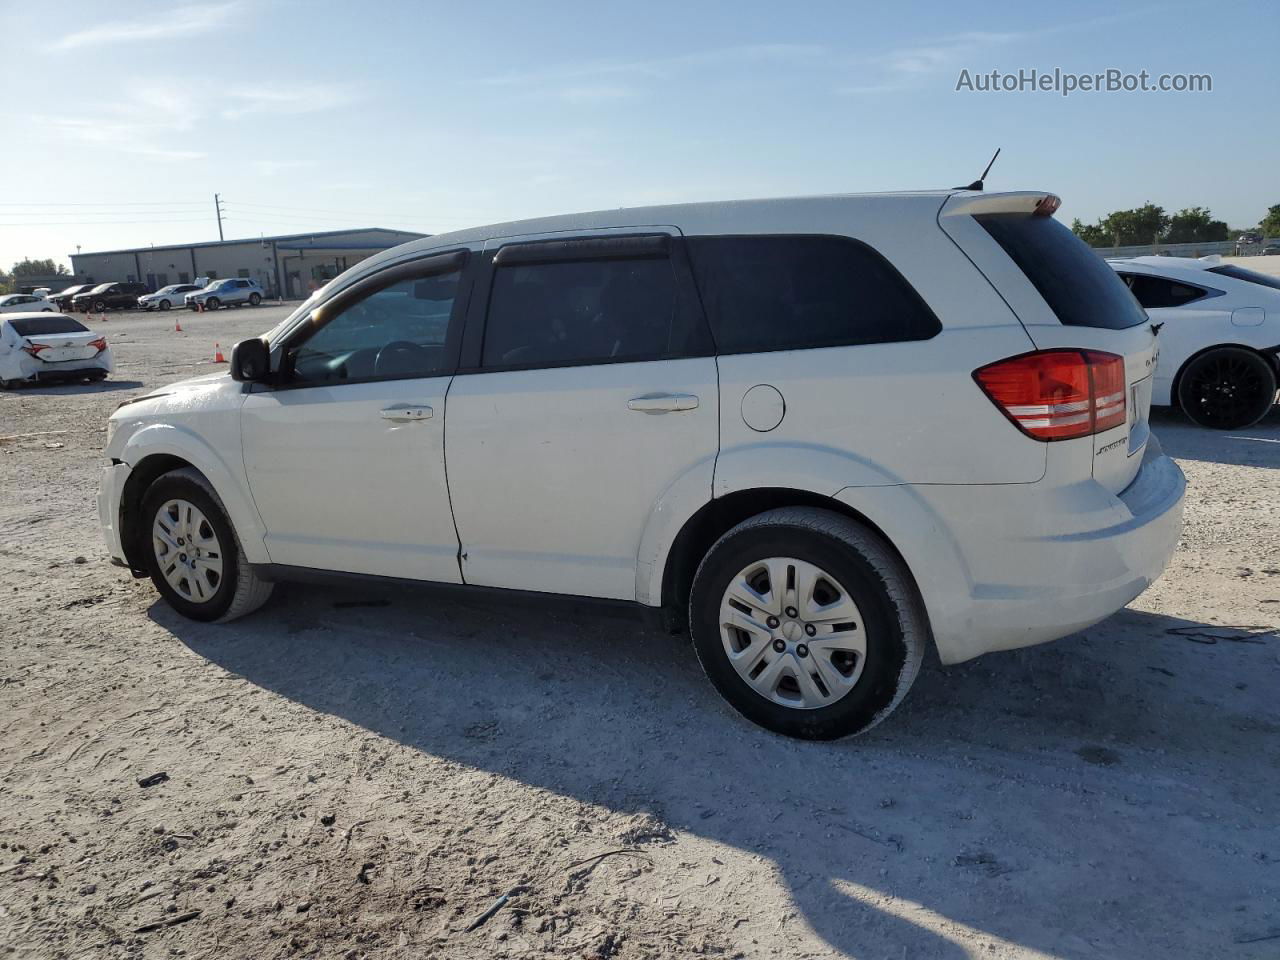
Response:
[685,235,940,354]
[1206,264,1280,291]
[976,214,1148,330]
[9,316,88,336]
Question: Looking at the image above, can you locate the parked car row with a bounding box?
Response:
[42,279,267,314]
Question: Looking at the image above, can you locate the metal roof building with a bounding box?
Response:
[69,228,427,300]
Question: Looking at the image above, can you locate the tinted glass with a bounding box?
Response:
[685,235,940,354]
[289,272,459,384]
[483,258,678,367]
[10,316,89,336]
[1119,273,1208,308]
[1207,264,1280,291]
[89,283,114,294]
[976,214,1148,329]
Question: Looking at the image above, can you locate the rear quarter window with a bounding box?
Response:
[685,235,940,354]
[1206,264,1280,291]
[976,214,1149,330]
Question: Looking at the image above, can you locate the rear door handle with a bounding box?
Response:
[627,393,700,413]
[380,404,433,422]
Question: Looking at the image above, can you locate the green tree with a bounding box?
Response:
[1164,207,1228,244]
[1260,204,1280,239]
[11,258,70,277]
[1071,218,1108,246]
[1098,203,1169,246]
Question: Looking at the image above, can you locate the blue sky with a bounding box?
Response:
[1,0,1275,270]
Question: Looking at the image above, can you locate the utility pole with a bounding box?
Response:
[214,193,225,242]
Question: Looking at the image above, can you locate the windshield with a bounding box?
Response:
[89,283,114,293]
[154,285,181,294]
[9,315,88,336]
[55,284,88,296]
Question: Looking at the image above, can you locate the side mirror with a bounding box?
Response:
[230,337,271,383]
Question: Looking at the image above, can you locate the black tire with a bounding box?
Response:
[87,371,107,383]
[159,299,171,311]
[688,507,926,740]
[206,297,220,311]
[1177,347,1277,429]
[93,299,107,312]
[248,293,261,306]
[141,468,274,622]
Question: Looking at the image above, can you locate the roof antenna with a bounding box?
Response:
[956,147,1001,191]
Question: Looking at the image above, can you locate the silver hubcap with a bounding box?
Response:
[719,557,866,710]
[152,499,223,603]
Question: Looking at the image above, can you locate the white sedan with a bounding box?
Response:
[0,293,54,313]
[0,312,113,389]
[1108,256,1280,428]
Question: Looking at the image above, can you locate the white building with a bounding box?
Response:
[70,228,426,300]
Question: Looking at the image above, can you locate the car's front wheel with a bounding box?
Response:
[688,507,925,740]
[205,297,220,311]
[1178,347,1277,429]
[248,293,261,306]
[159,299,171,311]
[92,299,106,312]
[141,468,274,622]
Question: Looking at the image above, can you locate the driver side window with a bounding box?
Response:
[287,270,461,385]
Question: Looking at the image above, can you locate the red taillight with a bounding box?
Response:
[974,349,1127,441]
[88,337,108,353]
[22,343,49,357]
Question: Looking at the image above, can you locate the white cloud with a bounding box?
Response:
[220,84,358,119]
[252,159,312,176]
[39,117,205,161]
[53,3,239,51]
[481,43,824,102]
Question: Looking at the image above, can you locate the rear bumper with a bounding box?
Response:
[841,437,1186,664]
[98,461,131,566]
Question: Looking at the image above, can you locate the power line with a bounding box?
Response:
[0,218,214,227]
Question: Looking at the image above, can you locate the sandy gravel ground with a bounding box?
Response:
[1,305,1278,960]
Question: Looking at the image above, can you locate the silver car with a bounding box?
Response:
[185,278,265,311]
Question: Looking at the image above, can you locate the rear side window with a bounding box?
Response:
[685,235,940,354]
[1207,264,1280,291]
[976,214,1148,330]
[482,257,683,368]
[9,316,88,336]
[1118,273,1211,308]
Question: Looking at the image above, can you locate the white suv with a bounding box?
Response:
[99,190,1186,739]
[185,278,265,310]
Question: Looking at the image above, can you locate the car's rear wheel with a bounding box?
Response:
[205,297,220,311]
[688,507,925,740]
[248,293,261,306]
[1177,347,1277,430]
[141,468,274,622]
[159,299,171,311]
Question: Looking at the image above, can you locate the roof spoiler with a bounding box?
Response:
[940,191,1061,218]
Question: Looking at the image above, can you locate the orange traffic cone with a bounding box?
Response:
[175,317,183,333]
[213,343,226,363]
[198,301,205,313]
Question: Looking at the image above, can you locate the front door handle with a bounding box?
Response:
[380,404,433,422]
[627,393,700,413]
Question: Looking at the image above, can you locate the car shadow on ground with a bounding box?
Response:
[1152,405,1280,468]
[152,582,1280,959]
[2,379,145,396]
